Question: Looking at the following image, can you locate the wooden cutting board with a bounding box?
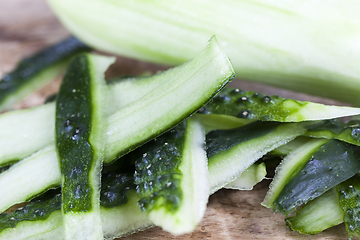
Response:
[0,0,350,239]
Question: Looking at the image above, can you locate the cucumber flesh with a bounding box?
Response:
[195,113,252,134]
[0,37,90,112]
[224,163,267,190]
[285,188,343,234]
[0,145,60,212]
[104,36,234,161]
[134,115,208,235]
[270,136,312,157]
[0,72,165,167]
[55,54,113,239]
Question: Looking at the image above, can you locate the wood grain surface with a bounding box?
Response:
[0,0,351,239]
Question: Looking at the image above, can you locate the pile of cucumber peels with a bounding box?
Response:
[2,36,360,240]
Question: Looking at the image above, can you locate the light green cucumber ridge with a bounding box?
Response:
[224,162,267,190]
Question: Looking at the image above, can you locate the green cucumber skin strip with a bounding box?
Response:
[200,88,360,122]
[135,116,208,234]
[0,37,90,112]
[134,122,186,213]
[207,121,311,193]
[270,136,312,157]
[285,188,343,235]
[262,138,328,209]
[56,54,112,239]
[336,175,360,238]
[305,119,360,147]
[272,140,360,215]
[49,0,360,105]
[56,54,96,213]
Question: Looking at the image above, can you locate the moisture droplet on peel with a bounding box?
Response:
[351,128,360,141]
[64,119,70,127]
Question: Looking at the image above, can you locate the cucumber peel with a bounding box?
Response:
[199,88,360,121]
[134,116,208,235]
[266,140,360,215]
[262,138,328,210]
[0,37,90,112]
[336,175,360,239]
[55,53,113,239]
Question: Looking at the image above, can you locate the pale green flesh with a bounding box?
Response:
[224,163,267,190]
[104,36,234,160]
[262,138,328,209]
[285,188,343,234]
[0,103,55,166]
[0,71,168,167]
[0,145,60,212]
[196,114,253,134]
[49,0,360,105]
[270,136,312,157]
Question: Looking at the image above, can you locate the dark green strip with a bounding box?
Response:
[305,119,360,146]
[206,121,281,159]
[198,88,305,121]
[134,122,186,213]
[336,174,360,239]
[0,37,90,106]
[55,54,93,213]
[273,140,360,215]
